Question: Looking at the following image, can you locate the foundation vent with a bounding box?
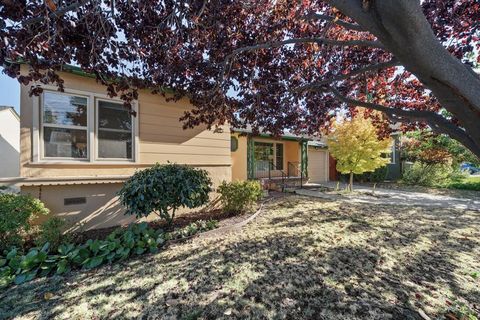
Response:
[64,197,87,206]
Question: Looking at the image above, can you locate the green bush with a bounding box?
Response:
[118,163,213,226]
[0,194,49,252]
[218,180,262,215]
[402,162,466,187]
[0,220,219,289]
[355,166,389,183]
[35,217,70,252]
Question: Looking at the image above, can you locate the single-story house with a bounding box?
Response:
[2,65,400,230]
[0,66,330,230]
[0,106,20,178]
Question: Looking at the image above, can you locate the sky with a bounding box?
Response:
[0,67,20,114]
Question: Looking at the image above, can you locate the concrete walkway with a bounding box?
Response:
[295,181,480,211]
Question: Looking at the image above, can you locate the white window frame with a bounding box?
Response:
[95,98,136,162]
[32,87,139,164]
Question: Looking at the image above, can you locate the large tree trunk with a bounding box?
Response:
[329,0,480,158]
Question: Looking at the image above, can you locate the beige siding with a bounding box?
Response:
[20,70,231,178]
[18,69,232,230]
[22,166,231,230]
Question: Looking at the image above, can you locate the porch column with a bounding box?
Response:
[247,135,255,179]
[300,140,308,178]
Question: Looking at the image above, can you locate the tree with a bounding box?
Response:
[327,112,391,191]
[402,130,480,167]
[1,1,480,157]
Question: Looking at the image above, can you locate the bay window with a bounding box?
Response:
[39,90,135,162]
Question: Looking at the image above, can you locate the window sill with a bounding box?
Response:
[27,161,143,167]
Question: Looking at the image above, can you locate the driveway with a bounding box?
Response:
[297,181,480,211]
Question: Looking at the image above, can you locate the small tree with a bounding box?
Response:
[328,113,392,191]
[118,163,212,226]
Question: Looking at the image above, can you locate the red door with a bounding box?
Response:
[329,155,338,181]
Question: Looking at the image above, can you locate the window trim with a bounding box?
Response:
[94,98,135,162]
[32,87,139,164]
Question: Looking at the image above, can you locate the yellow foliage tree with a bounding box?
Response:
[327,112,392,191]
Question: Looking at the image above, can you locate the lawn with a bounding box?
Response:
[1,196,479,319]
[447,175,480,191]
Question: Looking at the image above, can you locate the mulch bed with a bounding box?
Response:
[73,208,234,244]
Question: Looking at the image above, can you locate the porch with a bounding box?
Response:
[247,137,308,190]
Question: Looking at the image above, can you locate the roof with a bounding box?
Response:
[8,60,175,94]
[0,106,19,121]
[231,126,311,141]
[0,175,130,187]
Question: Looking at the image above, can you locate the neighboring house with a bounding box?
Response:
[0,106,20,177]
[385,133,401,180]
[4,66,332,230]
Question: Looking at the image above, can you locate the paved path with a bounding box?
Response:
[295,181,480,211]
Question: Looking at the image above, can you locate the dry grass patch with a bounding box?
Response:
[1,195,479,319]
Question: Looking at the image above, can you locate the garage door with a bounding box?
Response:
[308,148,328,183]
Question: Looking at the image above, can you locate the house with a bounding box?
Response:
[2,66,332,230]
[0,106,20,178]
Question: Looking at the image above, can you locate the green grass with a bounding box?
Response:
[447,176,480,191]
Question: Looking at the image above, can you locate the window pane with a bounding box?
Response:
[254,142,274,170]
[98,101,132,131]
[43,92,87,126]
[43,127,88,158]
[276,144,284,170]
[98,101,133,159]
[98,131,132,159]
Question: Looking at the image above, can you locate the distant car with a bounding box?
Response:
[460,162,480,174]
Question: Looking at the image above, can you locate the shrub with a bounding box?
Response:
[118,163,213,226]
[355,166,389,183]
[402,162,466,187]
[0,220,219,289]
[218,180,262,215]
[35,217,70,252]
[0,194,49,252]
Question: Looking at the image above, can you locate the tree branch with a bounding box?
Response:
[215,37,384,90]
[23,0,92,26]
[296,58,399,92]
[327,86,480,156]
[302,13,366,31]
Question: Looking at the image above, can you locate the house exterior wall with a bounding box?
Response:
[231,133,248,181]
[385,134,401,180]
[230,133,301,180]
[19,70,232,230]
[0,109,20,177]
[21,166,231,230]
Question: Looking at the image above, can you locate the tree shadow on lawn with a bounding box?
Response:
[0,196,479,319]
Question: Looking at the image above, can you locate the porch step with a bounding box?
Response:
[260,176,305,191]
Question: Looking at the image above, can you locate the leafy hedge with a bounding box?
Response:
[0,193,50,252]
[118,163,213,226]
[0,220,218,289]
[217,180,263,215]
